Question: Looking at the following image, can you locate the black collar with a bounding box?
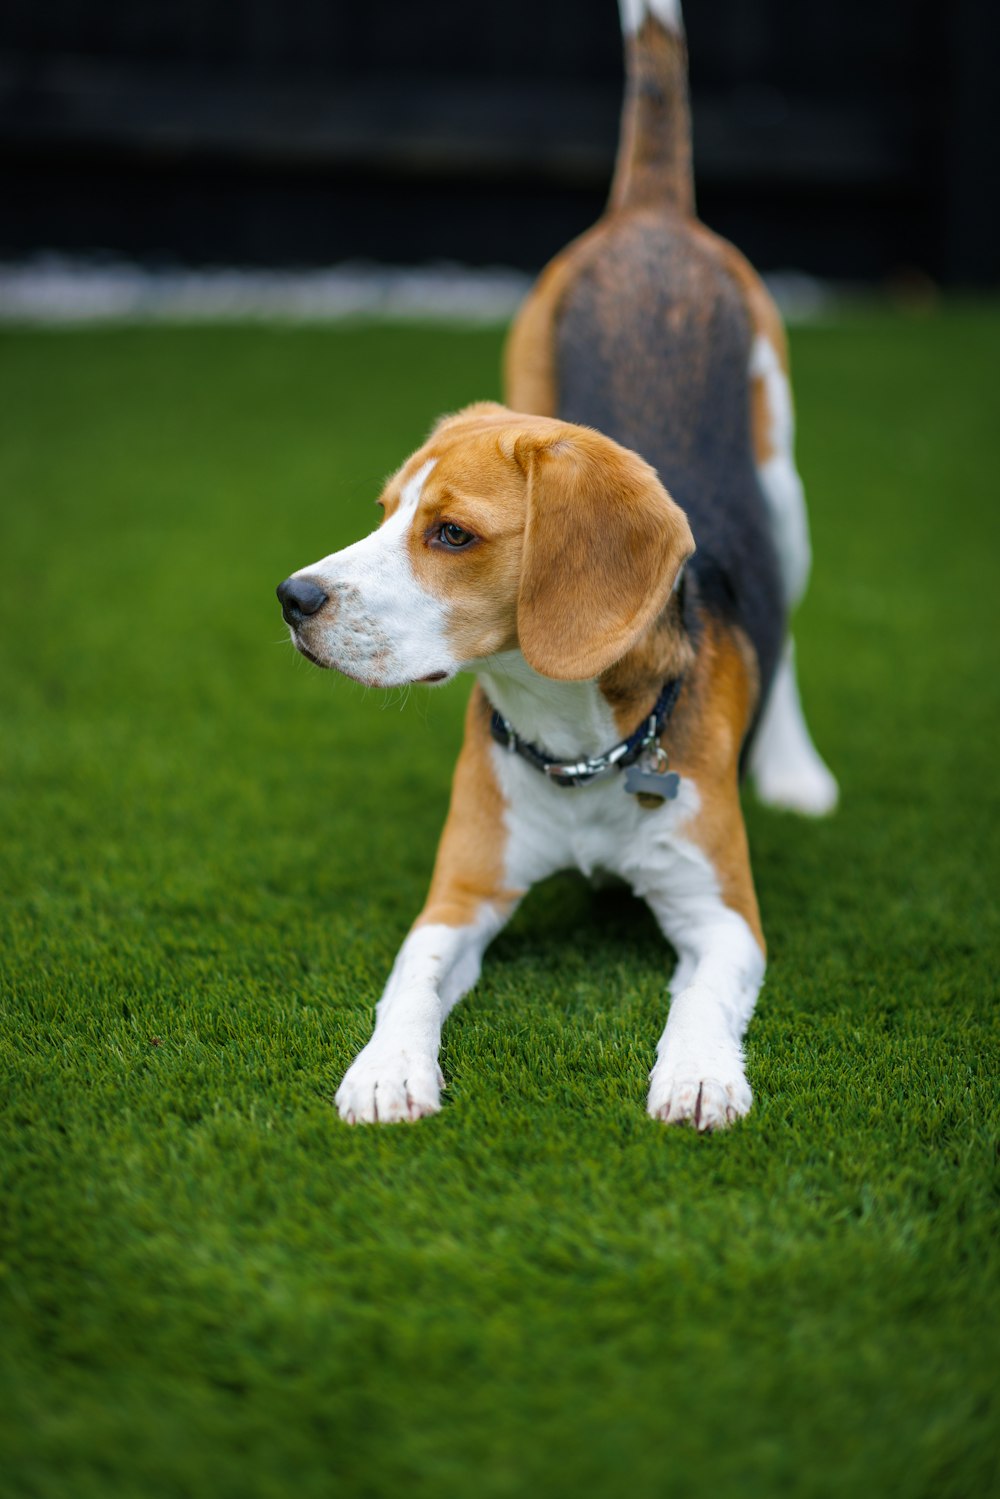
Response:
[487,676,684,790]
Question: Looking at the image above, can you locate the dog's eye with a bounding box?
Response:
[438,522,476,549]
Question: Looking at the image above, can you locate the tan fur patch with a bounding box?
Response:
[414,687,521,929]
[668,619,764,953]
[750,370,774,465]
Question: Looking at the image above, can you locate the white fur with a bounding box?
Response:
[645,880,763,1128]
[750,335,812,610]
[619,0,684,37]
[337,650,764,1130]
[397,458,437,521]
[481,656,701,889]
[750,638,839,815]
[493,719,703,893]
[288,459,461,687]
[477,650,622,761]
[747,339,839,815]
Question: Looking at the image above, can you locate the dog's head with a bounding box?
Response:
[277,402,694,687]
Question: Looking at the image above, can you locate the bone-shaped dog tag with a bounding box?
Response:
[624,761,680,808]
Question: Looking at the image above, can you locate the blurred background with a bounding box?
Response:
[1,0,997,294]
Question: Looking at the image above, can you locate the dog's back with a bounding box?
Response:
[506,0,786,719]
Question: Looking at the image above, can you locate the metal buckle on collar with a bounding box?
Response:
[542,741,629,787]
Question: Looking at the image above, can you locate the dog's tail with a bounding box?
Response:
[610,0,694,216]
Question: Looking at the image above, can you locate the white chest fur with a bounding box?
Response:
[490,737,704,895]
[477,652,707,899]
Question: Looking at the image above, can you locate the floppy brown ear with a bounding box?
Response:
[516,427,694,681]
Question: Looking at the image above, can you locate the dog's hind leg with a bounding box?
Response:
[748,330,839,815]
[749,637,839,815]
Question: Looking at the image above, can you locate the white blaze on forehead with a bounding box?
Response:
[618,0,684,36]
[376,456,436,546]
[397,458,437,522]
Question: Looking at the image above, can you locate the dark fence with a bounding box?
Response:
[1,0,996,283]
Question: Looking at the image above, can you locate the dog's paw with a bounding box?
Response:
[647,1065,752,1132]
[335,1043,444,1124]
[753,754,839,818]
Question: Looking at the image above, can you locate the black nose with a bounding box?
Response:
[277,575,328,625]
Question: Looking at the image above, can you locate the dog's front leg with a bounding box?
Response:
[335,912,507,1123]
[641,808,766,1132]
[335,694,520,1124]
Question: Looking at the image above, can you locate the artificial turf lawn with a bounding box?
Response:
[1,308,998,1499]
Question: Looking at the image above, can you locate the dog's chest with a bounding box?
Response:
[490,744,703,896]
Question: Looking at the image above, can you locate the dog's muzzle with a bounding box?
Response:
[277,575,328,627]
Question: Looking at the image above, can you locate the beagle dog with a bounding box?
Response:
[277,0,837,1129]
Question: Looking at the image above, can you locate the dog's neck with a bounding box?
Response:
[475,653,617,761]
[474,595,692,762]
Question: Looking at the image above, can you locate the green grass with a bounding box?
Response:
[1,309,998,1499]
